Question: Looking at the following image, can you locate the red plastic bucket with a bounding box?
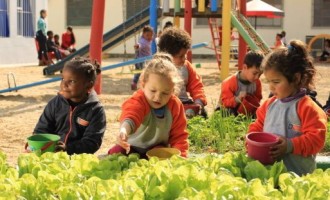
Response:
[184,104,200,118]
[246,132,279,165]
[237,95,260,115]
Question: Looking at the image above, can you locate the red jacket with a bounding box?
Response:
[61,32,75,50]
[120,90,189,157]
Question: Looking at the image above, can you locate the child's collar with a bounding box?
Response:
[280,88,306,103]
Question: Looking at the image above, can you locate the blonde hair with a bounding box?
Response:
[140,53,183,95]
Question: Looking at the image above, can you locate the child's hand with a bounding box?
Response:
[269,136,287,160]
[238,91,247,100]
[116,130,130,154]
[55,141,66,152]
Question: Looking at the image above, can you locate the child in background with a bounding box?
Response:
[158,27,207,118]
[131,25,154,90]
[61,26,76,53]
[319,39,330,61]
[108,53,189,158]
[217,50,264,116]
[54,34,70,57]
[34,57,106,155]
[273,33,284,49]
[281,30,287,47]
[46,31,62,61]
[248,40,327,176]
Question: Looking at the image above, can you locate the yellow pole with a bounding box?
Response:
[220,0,231,80]
[198,0,205,12]
[174,17,180,27]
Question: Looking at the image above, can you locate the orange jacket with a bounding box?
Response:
[249,96,327,157]
[220,73,262,108]
[120,90,189,157]
[184,60,207,105]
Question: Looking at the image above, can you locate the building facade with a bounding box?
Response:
[0,0,329,66]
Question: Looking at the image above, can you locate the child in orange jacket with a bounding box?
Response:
[108,53,189,158]
[158,27,207,118]
[217,50,264,116]
[248,40,327,176]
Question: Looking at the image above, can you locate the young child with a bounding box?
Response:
[46,31,62,61]
[131,25,154,91]
[248,40,327,176]
[108,53,189,158]
[34,57,106,155]
[273,33,284,49]
[217,50,264,116]
[61,26,76,53]
[36,9,49,66]
[319,39,330,61]
[54,34,70,57]
[158,27,207,118]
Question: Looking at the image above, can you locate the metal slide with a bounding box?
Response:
[231,11,271,55]
[43,7,158,75]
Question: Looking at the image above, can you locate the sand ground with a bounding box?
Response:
[0,58,329,165]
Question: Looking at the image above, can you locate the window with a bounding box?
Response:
[0,0,9,37]
[17,0,35,37]
[67,0,92,26]
[246,0,283,28]
[313,0,330,27]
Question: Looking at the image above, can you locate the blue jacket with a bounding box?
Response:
[34,90,106,155]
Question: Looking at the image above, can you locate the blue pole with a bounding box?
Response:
[211,0,217,12]
[150,0,158,54]
[0,43,207,94]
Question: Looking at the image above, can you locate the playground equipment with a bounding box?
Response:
[0,43,207,94]
[307,34,330,52]
[43,6,161,76]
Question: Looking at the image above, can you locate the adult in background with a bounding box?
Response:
[36,9,49,66]
[61,26,76,53]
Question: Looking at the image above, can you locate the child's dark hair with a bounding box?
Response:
[262,40,316,90]
[40,9,46,17]
[158,27,192,56]
[54,34,59,39]
[47,31,53,37]
[64,57,101,84]
[276,33,283,38]
[142,25,153,34]
[244,50,264,69]
[163,21,173,30]
[67,26,76,45]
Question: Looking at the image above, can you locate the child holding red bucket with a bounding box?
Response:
[158,27,208,118]
[108,53,189,158]
[34,57,106,155]
[216,50,264,116]
[248,40,327,176]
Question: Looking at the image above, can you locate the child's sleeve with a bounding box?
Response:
[185,62,207,106]
[254,79,263,102]
[119,90,149,133]
[168,98,189,157]
[66,106,106,155]
[221,76,238,108]
[34,99,56,134]
[291,98,327,157]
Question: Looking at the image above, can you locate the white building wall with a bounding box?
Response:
[0,0,47,66]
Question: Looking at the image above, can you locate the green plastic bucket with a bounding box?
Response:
[27,134,60,153]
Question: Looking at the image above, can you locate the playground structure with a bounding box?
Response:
[4,0,271,94]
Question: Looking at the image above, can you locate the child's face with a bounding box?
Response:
[173,48,188,67]
[143,31,153,42]
[54,36,59,41]
[142,73,174,109]
[241,65,261,83]
[59,69,92,103]
[264,69,297,99]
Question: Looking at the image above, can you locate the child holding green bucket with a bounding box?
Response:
[33,57,106,155]
[108,53,189,158]
[248,40,327,176]
[158,27,208,118]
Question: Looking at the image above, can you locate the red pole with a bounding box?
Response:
[238,0,247,70]
[184,0,192,63]
[90,0,105,94]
